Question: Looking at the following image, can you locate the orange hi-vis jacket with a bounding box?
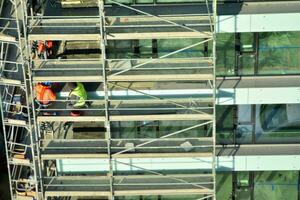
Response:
[35,84,56,105]
[37,42,46,54]
[46,41,53,49]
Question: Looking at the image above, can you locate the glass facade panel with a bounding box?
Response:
[105,0,133,4]
[216,105,234,144]
[106,0,300,3]
[116,195,208,200]
[216,33,235,76]
[116,197,158,200]
[112,171,300,200]
[106,32,300,76]
[240,54,255,75]
[157,0,202,3]
[216,32,300,76]
[136,0,154,3]
[161,195,207,199]
[235,124,253,144]
[256,104,300,143]
[216,172,232,200]
[139,40,153,58]
[107,40,133,58]
[236,189,251,200]
[235,105,254,144]
[157,39,204,58]
[217,104,300,144]
[258,32,300,75]
[254,171,298,200]
[241,33,254,53]
[112,121,211,138]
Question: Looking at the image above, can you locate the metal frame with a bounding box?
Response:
[1,0,218,199]
[0,0,42,199]
[98,1,115,199]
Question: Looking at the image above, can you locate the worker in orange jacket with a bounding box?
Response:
[37,41,46,59]
[46,40,54,56]
[35,82,56,106]
[37,40,54,59]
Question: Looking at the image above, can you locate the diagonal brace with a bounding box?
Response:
[107,0,206,34]
[115,159,213,191]
[109,82,211,115]
[112,120,213,156]
[110,38,212,76]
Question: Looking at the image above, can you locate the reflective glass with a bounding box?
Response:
[255,104,300,143]
[216,172,232,200]
[254,171,298,200]
[216,105,234,144]
[157,39,204,58]
[240,54,255,75]
[216,33,235,76]
[258,32,300,75]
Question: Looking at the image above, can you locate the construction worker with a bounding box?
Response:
[66,82,87,116]
[11,89,29,121]
[46,40,54,57]
[31,41,38,59]
[37,41,46,59]
[35,82,56,107]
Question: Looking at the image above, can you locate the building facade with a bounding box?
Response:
[0,0,300,199]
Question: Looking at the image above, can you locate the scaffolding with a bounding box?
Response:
[1,0,217,199]
[0,0,42,199]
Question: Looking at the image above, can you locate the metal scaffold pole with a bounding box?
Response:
[5,0,218,199]
[99,0,115,199]
[212,0,217,199]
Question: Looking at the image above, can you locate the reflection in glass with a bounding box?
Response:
[216,34,235,76]
[217,104,300,144]
[258,32,300,75]
[256,104,300,143]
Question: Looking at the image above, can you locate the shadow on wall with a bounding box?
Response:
[0,171,10,200]
[0,131,10,200]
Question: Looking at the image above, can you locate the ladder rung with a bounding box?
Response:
[15,196,35,200]
[5,119,27,126]
[0,33,16,42]
[13,153,25,158]
[10,158,32,166]
[0,78,22,85]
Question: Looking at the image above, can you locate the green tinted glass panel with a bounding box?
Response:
[216,33,235,76]
[105,0,133,4]
[157,39,204,58]
[157,0,202,3]
[254,171,298,200]
[240,54,255,75]
[162,195,207,199]
[256,104,300,143]
[216,105,234,144]
[136,0,154,3]
[241,33,254,52]
[258,32,300,75]
[111,121,211,138]
[139,40,153,58]
[216,172,232,200]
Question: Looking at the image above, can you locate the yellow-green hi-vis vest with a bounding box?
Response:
[69,83,87,107]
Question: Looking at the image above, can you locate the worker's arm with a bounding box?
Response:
[67,93,80,107]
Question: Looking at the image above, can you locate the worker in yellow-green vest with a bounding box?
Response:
[66,82,87,116]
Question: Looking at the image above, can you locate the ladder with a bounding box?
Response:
[0,0,42,199]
